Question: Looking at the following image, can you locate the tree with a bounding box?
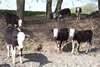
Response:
[77,0,99,13]
[98,0,100,13]
[82,3,97,14]
[71,3,97,14]
[16,0,25,21]
[54,0,63,13]
[46,0,52,19]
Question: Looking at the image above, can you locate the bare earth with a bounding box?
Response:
[0,15,100,67]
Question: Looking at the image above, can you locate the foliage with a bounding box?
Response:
[82,3,98,14]
[24,11,46,16]
[71,3,97,14]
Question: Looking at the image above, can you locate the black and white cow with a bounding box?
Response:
[5,13,22,27]
[5,26,25,64]
[52,28,69,52]
[69,29,93,54]
[52,28,93,54]
[53,8,71,22]
[76,7,82,20]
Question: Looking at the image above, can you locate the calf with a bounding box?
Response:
[76,7,82,20]
[53,8,71,22]
[5,26,25,64]
[5,13,22,27]
[52,28,69,52]
[69,29,93,54]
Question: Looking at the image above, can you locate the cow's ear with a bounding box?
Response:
[25,34,30,38]
[50,29,53,32]
[13,36,17,38]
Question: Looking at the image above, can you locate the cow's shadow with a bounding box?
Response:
[24,53,52,67]
[0,64,10,67]
[62,42,100,54]
[62,42,72,52]
[79,47,100,54]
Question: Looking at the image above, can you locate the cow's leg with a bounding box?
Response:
[19,48,23,64]
[76,42,80,54]
[85,42,91,54]
[7,45,10,58]
[59,41,62,53]
[11,45,16,64]
[56,41,59,48]
[76,13,78,20]
[79,13,80,20]
[62,41,65,49]
[71,40,75,54]
[61,18,63,23]
[11,45,13,57]
[89,41,92,52]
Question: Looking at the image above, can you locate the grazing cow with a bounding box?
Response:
[53,8,71,22]
[51,28,69,52]
[76,7,82,20]
[69,29,93,54]
[5,26,25,64]
[5,13,22,27]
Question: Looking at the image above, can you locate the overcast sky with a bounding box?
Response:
[0,0,97,12]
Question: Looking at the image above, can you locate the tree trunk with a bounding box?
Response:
[98,0,100,13]
[16,0,25,21]
[54,0,63,13]
[46,0,52,19]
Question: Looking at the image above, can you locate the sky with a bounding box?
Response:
[0,0,97,12]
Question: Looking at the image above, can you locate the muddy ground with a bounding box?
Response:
[0,15,100,67]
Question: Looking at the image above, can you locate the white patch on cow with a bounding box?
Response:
[53,28,58,38]
[69,28,75,37]
[53,13,56,18]
[17,28,21,31]
[77,8,80,12]
[17,32,25,49]
[7,45,10,58]
[18,19,22,27]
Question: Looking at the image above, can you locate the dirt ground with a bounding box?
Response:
[0,15,100,67]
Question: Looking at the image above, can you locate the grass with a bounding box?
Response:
[0,9,46,17]
[0,9,98,18]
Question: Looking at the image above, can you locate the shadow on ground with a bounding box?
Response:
[24,53,52,67]
[0,64,10,67]
[62,42,100,54]
[22,29,34,38]
[62,42,72,52]
[80,47,100,53]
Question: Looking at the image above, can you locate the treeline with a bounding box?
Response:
[71,3,97,14]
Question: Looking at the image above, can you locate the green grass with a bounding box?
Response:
[0,9,46,16]
[0,9,91,17]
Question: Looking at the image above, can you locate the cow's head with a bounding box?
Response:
[69,28,75,40]
[18,19,22,27]
[53,13,57,19]
[51,28,59,39]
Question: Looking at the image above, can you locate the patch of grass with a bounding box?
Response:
[0,10,16,15]
[0,9,46,17]
[24,47,31,51]
[24,11,46,16]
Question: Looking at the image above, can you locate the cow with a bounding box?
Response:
[51,28,69,52]
[53,8,71,22]
[76,7,82,20]
[69,29,93,54]
[5,26,25,64]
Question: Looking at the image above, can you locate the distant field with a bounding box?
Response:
[0,10,46,16]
